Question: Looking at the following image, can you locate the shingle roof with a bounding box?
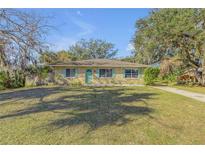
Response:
[49,59,149,68]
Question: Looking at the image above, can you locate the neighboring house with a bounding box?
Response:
[50,59,149,84]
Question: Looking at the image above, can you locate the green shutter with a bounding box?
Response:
[63,69,66,77]
[138,68,141,78]
[75,69,78,77]
[112,69,116,78]
[96,69,99,78]
[138,68,142,78]
[123,69,126,78]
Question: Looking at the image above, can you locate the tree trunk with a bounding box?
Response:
[201,68,205,86]
[195,67,203,85]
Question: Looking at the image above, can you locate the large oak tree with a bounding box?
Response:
[68,39,118,60]
[39,50,74,64]
[133,9,205,84]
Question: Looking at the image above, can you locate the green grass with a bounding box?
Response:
[0,86,205,144]
[173,85,205,95]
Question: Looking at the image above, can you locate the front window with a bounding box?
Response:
[66,69,76,77]
[99,69,112,78]
[125,69,138,78]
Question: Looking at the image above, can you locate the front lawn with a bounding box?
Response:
[0,86,205,144]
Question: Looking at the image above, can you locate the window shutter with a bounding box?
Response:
[138,68,141,78]
[123,69,125,78]
[112,69,116,78]
[75,69,78,77]
[96,69,99,78]
[63,69,67,77]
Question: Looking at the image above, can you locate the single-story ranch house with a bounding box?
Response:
[50,59,149,84]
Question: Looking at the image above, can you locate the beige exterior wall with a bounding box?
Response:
[54,66,144,84]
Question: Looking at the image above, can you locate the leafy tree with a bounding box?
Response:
[25,65,53,86]
[39,51,58,64]
[144,67,160,85]
[56,50,74,62]
[69,39,118,60]
[39,50,75,64]
[0,69,25,89]
[120,56,136,63]
[26,65,52,79]
[133,9,205,84]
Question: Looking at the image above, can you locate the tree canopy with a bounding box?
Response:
[133,9,205,84]
[39,50,74,64]
[133,9,205,67]
[39,39,118,64]
[68,39,118,60]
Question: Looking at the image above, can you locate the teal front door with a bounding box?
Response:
[85,69,92,84]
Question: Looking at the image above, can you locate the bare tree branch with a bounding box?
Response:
[0,9,51,70]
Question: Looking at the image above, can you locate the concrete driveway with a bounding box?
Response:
[153,86,205,103]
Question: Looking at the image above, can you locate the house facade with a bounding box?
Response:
[50,59,149,84]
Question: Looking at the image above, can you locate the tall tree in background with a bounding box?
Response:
[39,50,74,64]
[133,9,205,84]
[39,39,118,64]
[69,39,118,60]
[120,56,136,63]
[56,50,75,62]
[0,9,50,70]
[39,51,58,64]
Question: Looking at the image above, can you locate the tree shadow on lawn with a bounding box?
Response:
[0,86,80,104]
[0,87,157,131]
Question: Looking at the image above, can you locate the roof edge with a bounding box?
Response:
[49,64,150,68]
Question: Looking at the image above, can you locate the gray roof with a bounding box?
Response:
[49,59,149,68]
